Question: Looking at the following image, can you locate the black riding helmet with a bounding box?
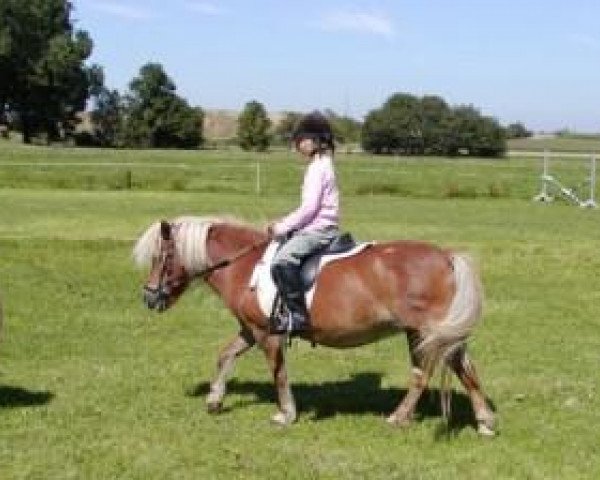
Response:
[292,111,335,152]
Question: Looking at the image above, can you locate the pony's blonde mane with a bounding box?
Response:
[133,216,239,274]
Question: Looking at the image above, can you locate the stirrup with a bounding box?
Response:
[269,311,309,336]
[287,313,310,337]
[269,314,291,335]
[268,298,289,334]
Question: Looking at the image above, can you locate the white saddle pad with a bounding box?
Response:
[249,241,372,318]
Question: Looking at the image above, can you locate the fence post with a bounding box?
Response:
[125,169,132,190]
[580,153,597,208]
[533,149,553,202]
[591,154,596,204]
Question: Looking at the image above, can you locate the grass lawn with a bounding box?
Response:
[508,135,600,153]
[1,144,600,479]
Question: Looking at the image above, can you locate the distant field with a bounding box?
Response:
[1,143,600,479]
[508,136,600,153]
[1,141,597,203]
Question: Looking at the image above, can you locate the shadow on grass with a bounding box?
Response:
[187,371,496,434]
[0,385,54,408]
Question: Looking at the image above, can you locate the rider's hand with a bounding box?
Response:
[265,223,275,238]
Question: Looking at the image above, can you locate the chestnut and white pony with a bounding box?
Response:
[134,216,495,435]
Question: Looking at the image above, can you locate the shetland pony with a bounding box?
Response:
[134,216,494,435]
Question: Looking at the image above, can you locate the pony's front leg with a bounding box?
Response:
[259,334,296,426]
[207,330,255,413]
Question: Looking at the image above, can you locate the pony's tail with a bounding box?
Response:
[418,253,483,373]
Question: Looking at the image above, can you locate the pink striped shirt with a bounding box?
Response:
[273,154,339,236]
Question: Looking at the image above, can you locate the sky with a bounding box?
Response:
[72,0,600,132]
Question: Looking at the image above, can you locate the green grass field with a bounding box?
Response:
[508,135,600,153]
[1,143,600,479]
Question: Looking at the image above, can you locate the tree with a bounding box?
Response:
[273,111,302,145]
[362,93,421,154]
[448,106,505,157]
[0,10,10,120]
[121,63,203,149]
[362,108,397,154]
[0,0,100,143]
[362,92,506,157]
[505,122,532,139]
[445,105,481,156]
[237,100,271,151]
[383,93,422,153]
[324,109,361,145]
[472,115,506,157]
[90,86,123,147]
[419,95,451,155]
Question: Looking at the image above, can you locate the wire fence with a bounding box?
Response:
[0,150,597,202]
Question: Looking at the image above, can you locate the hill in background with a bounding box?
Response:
[203,109,286,140]
[71,109,286,142]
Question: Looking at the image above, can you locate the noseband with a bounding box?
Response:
[144,246,184,311]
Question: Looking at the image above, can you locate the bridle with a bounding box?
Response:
[143,240,180,311]
[193,238,270,279]
[144,234,269,310]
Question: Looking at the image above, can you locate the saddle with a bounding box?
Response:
[297,232,356,290]
[249,232,371,319]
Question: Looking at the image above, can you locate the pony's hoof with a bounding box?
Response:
[271,411,295,426]
[477,422,496,437]
[206,401,223,414]
[386,414,411,428]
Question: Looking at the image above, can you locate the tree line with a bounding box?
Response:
[1,0,530,157]
[362,93,519,157]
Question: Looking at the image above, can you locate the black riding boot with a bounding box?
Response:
[270,263,310,335]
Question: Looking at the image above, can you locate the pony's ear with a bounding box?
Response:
[160,221,171,241]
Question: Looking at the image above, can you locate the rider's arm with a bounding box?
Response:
[273,160,325,236]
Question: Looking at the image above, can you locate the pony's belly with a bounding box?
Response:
[311,322,400,348]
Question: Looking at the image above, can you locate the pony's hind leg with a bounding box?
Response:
[207,329,255,413]
[447,346,496,436]
[259,334,296,426]
[387,330,431,427]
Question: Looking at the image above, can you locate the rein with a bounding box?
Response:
[193,239,269,279]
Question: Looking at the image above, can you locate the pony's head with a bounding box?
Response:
[133,217,213,311]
